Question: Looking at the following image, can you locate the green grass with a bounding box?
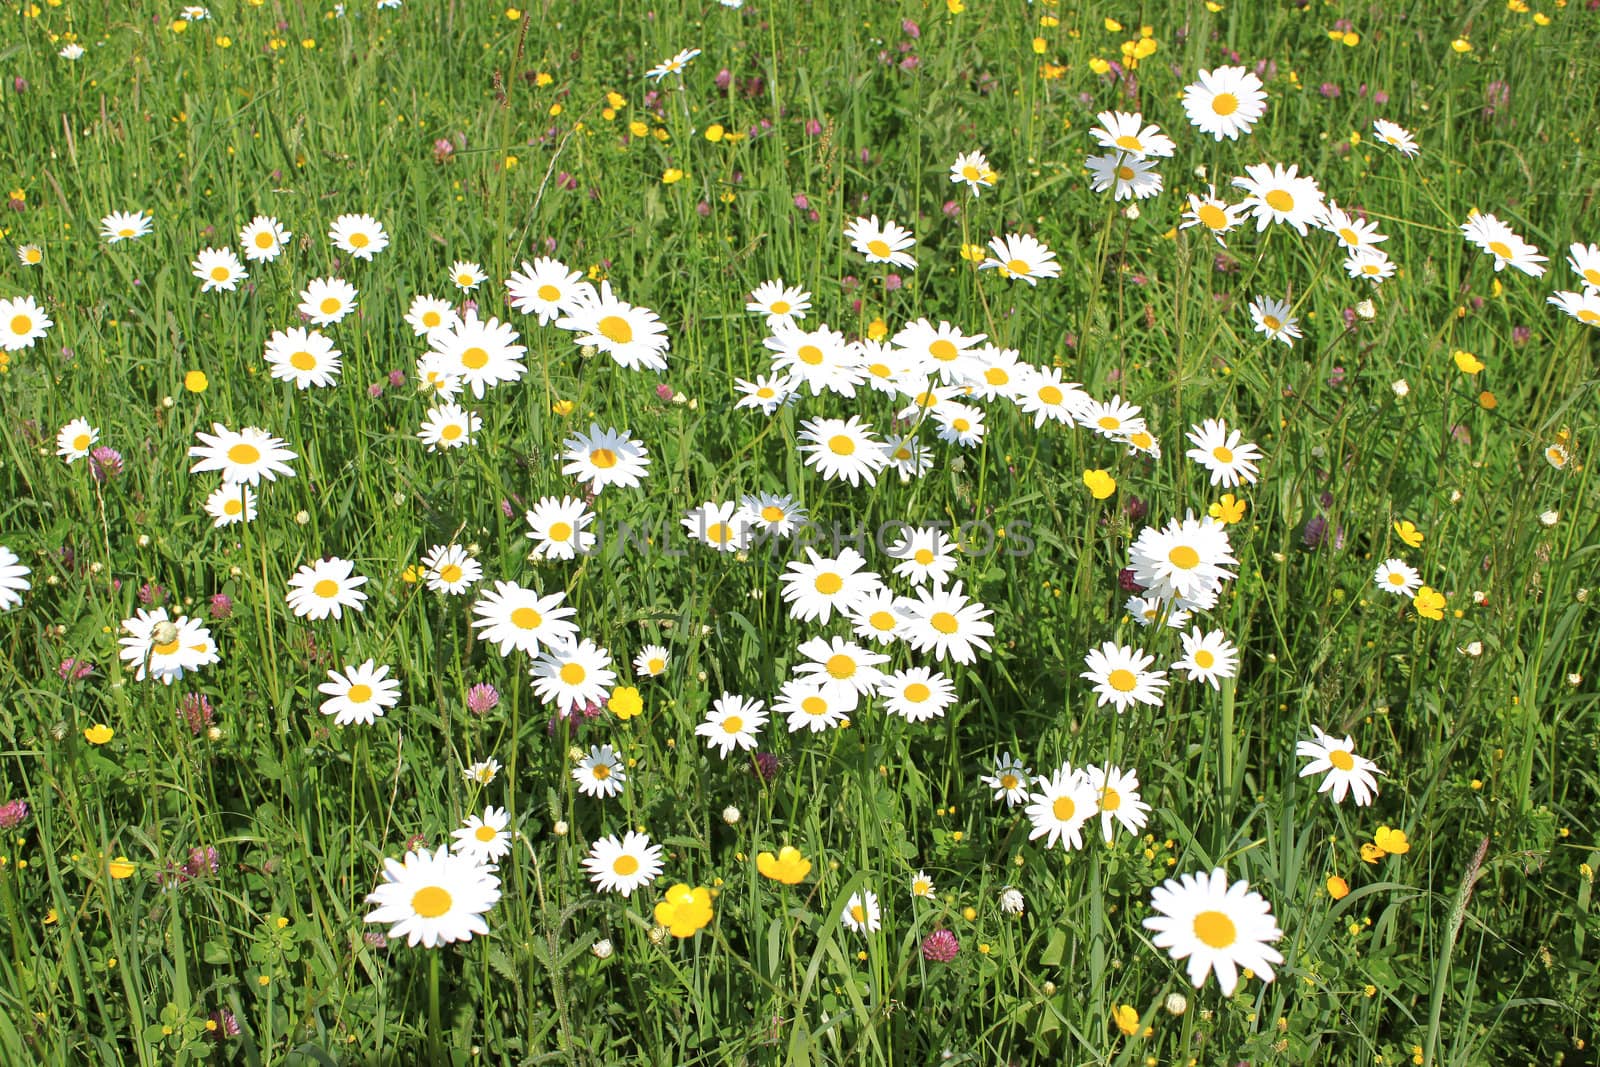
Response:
[1,1,1598,1064]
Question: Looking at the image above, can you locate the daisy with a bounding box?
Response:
[1085,153,1163,200]
[781,547,883,623]
[405,294,463,337]
[285,557,369,621]
[979,233,1060,285]
[734,373,797,415]
[909,871,938,902]
[56,418,99,463]
[696,693,767,758]
[451,806,514,864]
[881,433,934,481]
[1143,869,1284,996]
[765,324,862,397]
[1182,66,1268,140]
[428,313,527,398]
[1373,559,1422,598]
[1323,202,1388,250]
[1548,289,1600,328]
[417,403,480,451]
[449,260,486,291]
[263,327,342,390]
[117,608,219,684]
[893,381,962,423]
[1344,248,1396,284]
[1089,110,1176,158]
[634,644,671,678]
[1085,764,1151,841]
[645,47,701,81]
[298,276,358,326]
[979,752,1033,807]
[561,424,651,493]
[1297,725,1383,806]
[0,295,51,352]
[1127,595,1191,630]
[1461,212,1547,276]
[773,678,854,733]
[0,547,31,612]
[793,636,889,704]
[1248,296,1301,345]
[1171,628,1239,689]
[506,257,595,326]
[16,244,43,267]
[101,210,153,243]
[886,526,959,587]
[1232,163,1327,235]
[876,667,955,723]
[1371,119,1419,157]
[844,587,909,646]
[1079,395,1146,441]
[524,496,596,560]
[328,213,389,260]
[1184,418,1262,487]
[1024,763,1097,850]
[1179,187,1246,246]
[746,279,811,328]
[203,484,257,527]
[422,544,482,595]
[737,493,805,539]
[950,149,998,195]
[1128,513,1237,606]
[554,280,670,372]
[840,890,881,934]
[1081,641,1168,712]
[317,659,401,725]
[962,345,1027,401]
[682,500,752,553]
[364,845,501,947]
[470,581,578,656]
[1012,365,1089,428]
[191,247,247,293]
[529,639,616,716]
[188,424,297,485]
[1566,243,1600,291]
[892,318,988,385]
[844,215,917,269]
[238,215,291,262]
[584,831,664,897]
[895,581,995,665]
[853,339,915,395]
[798,416,887,486]
[463,758,501,786]
[58,44,84,60]
[573,745,626,799]
[1124,427,1163,458]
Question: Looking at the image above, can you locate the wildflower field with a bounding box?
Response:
[3,0,1599,1063]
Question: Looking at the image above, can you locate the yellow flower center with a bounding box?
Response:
[228,443,261,465]
[1263,315,1282,331]
[72,433,90,450]
[914,548,935,565]
[1265,189,1294,212]
[1098,415,1122,431]
[457,273,475,286]
[548,521,573,542]
[254,231,275,248]
[1114,134,1143,151]
[319,297,341,315]
[1038,385,1063,405]
[460,346,489,370]
[1052,796,1076,820]
[1107,668,1138,693]
[1169,545,1200,569]
[348,232,370,248]
[223,499,242,515]
[828,434,855,456]
[210,266,230,281]
[535,284,560,302]
[1194,650,1215,668]
[1197,203,1228,230]
[826,654,856,679]
[930,611,959,634]
[313,579,339,598]
[599,315,633,344]
[761,505,785,523]
[962,164,981,180]
[592,764,611,779]
[814,572,843,595]
[801,696,828,716]
[1577,309,1599,324]
[153,639,181,656]
[985,367,1009,385]
[904,682,931,702]
[290,351,317,371]
[422,310,442,327]
[347,684,373,703]
[1329,749,1355,771]
[590,448,618,469]
[850,904,866,923]
[929,339,959,362]
[647,657,665,674]
[869,610,896,631]
[474,825,497,842]
[770,300,790,314]
[1116,165,1135,181]
[411,885,452,918]
[1338,227,1360,246]
[1211,92,1238,115]
[438,564,463,583]
[613,855,639,876]
[797,344,824,365]
[722,715,744,734]
[559,663,586,685]
[1100,787,1122,811]
[1212,445,1234,464]
[119,227,136,237]
[866,239,892,258]
[1193,910,1237,948]
[1000,773,1018,790]
[1487,240,1514,260]
[441,423,463,441]
[705,522,731,544]
[510,607,542,629]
